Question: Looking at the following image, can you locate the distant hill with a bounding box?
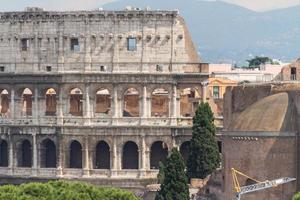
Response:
[103,0,300,65]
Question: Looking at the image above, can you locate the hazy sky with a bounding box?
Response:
[0,0,299,11]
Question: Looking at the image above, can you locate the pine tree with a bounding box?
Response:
[186,102,221,179]
[155,148,189,200]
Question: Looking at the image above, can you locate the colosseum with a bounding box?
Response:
[0,7,209,188]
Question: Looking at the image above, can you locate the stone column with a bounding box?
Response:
[56,136,63,177]
[140,136,147,177]
[8,132,13,175]
[111,137,118,177]
[32,133,38,176]
[113,85,119,118]
[201,80,209,103]
[34,87,39,122]
[142,85,147,118]
[171,84,177,125]
[84,35,92,71]
[58,86,64,125]
[10,87,15,119]
[85,84,91,125]
[83,137,90,176]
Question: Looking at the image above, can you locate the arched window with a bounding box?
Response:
[69,140,82,168]
[122,141,139,169]
[123,88,139,117]
[40,139,57,168]
[150,141,168,169]
[180,88,200,117]
[95,141,110,169]
[95,89,111,115]
[69,88,83,116]
[180,141,190,164]
[22,88,33,116]
[0,140,8,167]
[18,140,32,167]
[45,88,57,116]
[0,90,9,116]
[151,88,169,117]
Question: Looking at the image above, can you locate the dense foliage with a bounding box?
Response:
[293,192,300,200]
[246,56,277,67]
[155,148,189,200]
[0,181,140,200]
[186,102,221,179]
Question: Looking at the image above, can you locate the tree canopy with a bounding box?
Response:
[293,192,300,200]
[155,148,189,200]
[246,56,275,67]
[0,181,140,200]
[186,102,220,179]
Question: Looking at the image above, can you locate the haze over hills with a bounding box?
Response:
[103,0,300,65]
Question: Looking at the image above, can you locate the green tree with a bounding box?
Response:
[293,192,300,200]
[155,148,189,200]
[247,56,273,68]
[186,102,221,179]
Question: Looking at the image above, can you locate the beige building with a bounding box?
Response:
[0,7,209,188]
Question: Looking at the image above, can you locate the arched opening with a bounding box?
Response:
[69,88,83,116]
[180,141,190,164]
[95,141,110,169]
[122,141,139,169]
[69,140,82,168]
[0,140,8,167]
[180,88,200,117]
[18,140,32,167]
[123,88,139,117]
[22,88,33,116]
[40,139,57,168]
[150,141,168,169]
[45,88,57,116]
[151,88,169,117]
[0,90,9,117]
[95,89,111,115]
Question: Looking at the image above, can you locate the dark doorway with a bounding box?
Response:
[122,141,139,169]
[180,141,190,164]
[291,67,297,80]
[20,140,32,167]
[0,140,8,167]
[41,139,57,168]
[69,141,82,168]
[95,141,110,169]
[150,141,168,169]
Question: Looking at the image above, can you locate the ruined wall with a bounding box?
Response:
[222,136,296,200]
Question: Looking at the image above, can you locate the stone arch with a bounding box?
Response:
[17,139,32,167]
[40,139,57,168]
[0,89,9,116]
[95,88,111,115]
[180,141,190,164]
[95,141,110,169]
[122,141,139,169]
[0,140,8,167]
[123,88,140,117]
[180,87,201,117]
[69,140,82,168]
[22,88,33,116]
[69,88,83,116]
[151,88,169,117]
[150,141,168,169]
[45,88,57,116]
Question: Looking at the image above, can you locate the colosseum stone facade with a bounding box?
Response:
[0,8,209,188]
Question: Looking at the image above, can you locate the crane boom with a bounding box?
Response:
[232,168,296,200]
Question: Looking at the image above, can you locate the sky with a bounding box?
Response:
[0,0,299,11]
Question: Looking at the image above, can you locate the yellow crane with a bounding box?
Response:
[232,168,296,200]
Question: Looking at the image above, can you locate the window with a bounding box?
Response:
[127,37,137,51]
[70,38,80,52]
[0,66,4,72]
[213,86,220,99]
[291,67,297,80]
[46,66,52,72]
[21,38,29,51]
[100,66,106,72]
[156,65,163,72]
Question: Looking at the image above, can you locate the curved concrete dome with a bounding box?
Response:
[228,92,294,132]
